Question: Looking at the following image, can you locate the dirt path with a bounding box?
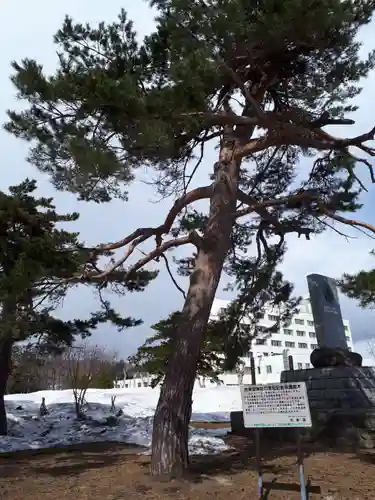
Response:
[1,438,374,500]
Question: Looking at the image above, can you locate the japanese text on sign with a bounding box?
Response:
[240,382,312,428]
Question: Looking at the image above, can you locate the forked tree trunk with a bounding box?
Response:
[150,140,241,478]
[0,339,12,436]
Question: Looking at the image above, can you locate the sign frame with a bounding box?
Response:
[240,382,312,429]
[240,380,312,500]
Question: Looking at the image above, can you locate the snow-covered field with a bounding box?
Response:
[1,386,243,455]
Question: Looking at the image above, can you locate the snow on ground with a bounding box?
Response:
[1,386,242,456]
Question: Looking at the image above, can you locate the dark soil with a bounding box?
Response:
[1,436,374,500]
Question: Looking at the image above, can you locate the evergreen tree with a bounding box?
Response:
[130,312,229,386]
[5,0,375,476]
[0,180,155,435]
[7,345,45,394]
[339,250,375,307]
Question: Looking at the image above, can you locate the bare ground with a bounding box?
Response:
[1,433,375,500]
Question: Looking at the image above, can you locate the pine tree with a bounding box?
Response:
[7,345,45,394]
[339,250,375,307]
[130,312,230,386]
[0,179,155,435]
[5,0,375,476]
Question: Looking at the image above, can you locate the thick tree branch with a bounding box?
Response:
[182,109,356,134]
[236,190,318,239]
[236,190,319,213]
[86,233,199,281]
[75,186,212,282]
[216,60,266,122]
[88,185,211,257]
[322,209,375,235]
[235,187,375,242]
[236,125,375,159]
[156,185,211,245]
[180,111,258,127]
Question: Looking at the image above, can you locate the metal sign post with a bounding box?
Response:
[255,428,262,498]
[297,428,307,500]
[240,382,312,500]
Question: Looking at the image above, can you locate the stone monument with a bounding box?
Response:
[306,273,362,367]
[280,273,375,450]
[230,273,375,448]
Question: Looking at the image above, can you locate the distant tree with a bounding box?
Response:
[7,345,45,394]
[6,0,375,476]
[339,250,375,308]
[0,180,155,435]
[41,352,70,390]
[65,343,115,417]
[90,351,119,389]
[130,312,227,387]
[367,341,375,359]
[93,368,116,389]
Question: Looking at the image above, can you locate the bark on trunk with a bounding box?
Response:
[150,140,241,478]
[0,339,12,436]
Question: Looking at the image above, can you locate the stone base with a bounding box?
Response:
[310,347,362,368]
[280,366,375,449]
[230,367,375,450]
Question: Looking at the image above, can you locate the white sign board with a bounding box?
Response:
[240,382,312,428]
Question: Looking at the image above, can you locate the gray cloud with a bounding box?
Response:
[0,2,375,357]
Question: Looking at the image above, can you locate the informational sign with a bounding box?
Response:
[240,382,312,428]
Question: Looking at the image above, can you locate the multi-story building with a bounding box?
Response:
[209,296,354,385]
[119,296,355,390]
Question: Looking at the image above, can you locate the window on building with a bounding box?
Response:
[296,330,305,336]
[255,311,264,319]
[345,335,350,341]
[285,341,295,348]
[271,340,282,347]
[298,343,308,349]
[295,318,305,325]
[305,363,310,368]
[344,325,349,331]
[307,320,314,326]
[309,331,316,338]
[266,365,272,373]
[283,328,293,335]
[310,344,318,349]
[268,314,278,321]
[255,338,267,345]
[263,352,269,356]
[297,362,303,369]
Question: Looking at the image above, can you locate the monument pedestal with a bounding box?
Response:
[310,347,362,368]
[281,366,375,449]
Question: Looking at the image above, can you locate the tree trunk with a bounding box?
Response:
[150,140,241,478]
[0,339,12,436]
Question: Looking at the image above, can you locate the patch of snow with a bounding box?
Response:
[1,386,240,455]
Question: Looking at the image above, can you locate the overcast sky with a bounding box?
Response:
[1,1,375,359]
